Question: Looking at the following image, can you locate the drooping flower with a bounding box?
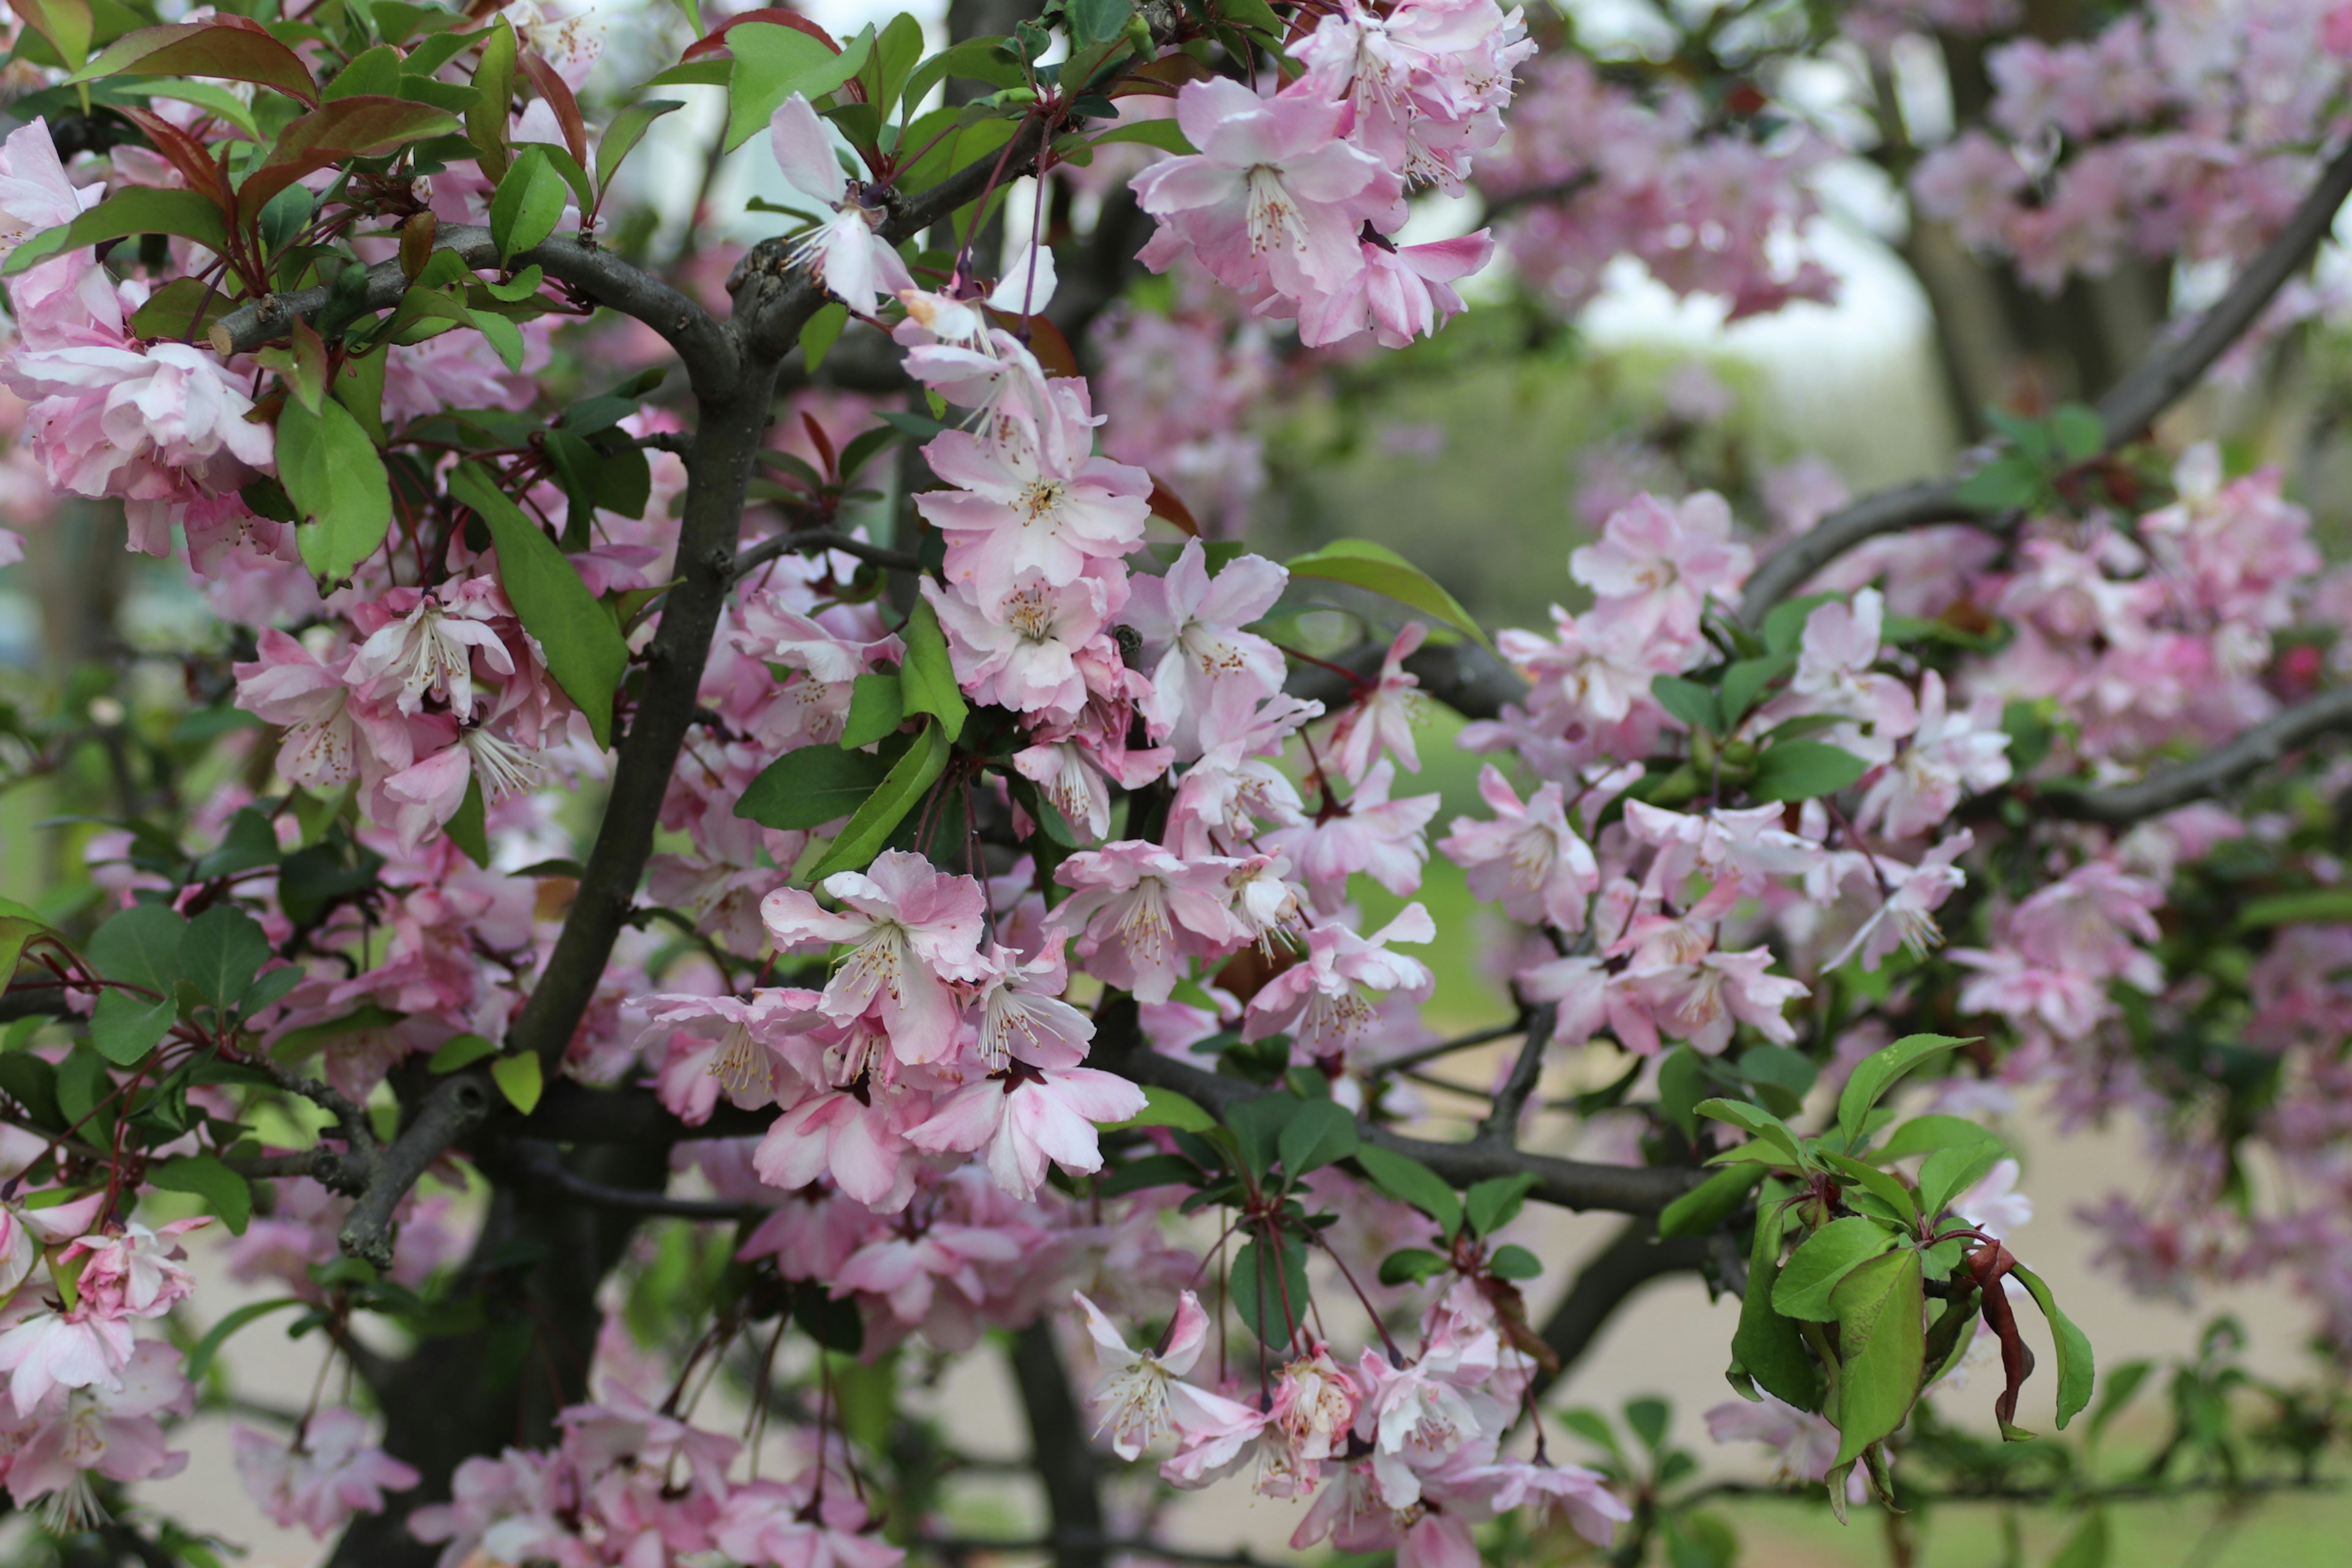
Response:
[761,852,989,1065]
[1072,1291,1257,1460]
[766,94,914,311]
[232,1409,421,1537]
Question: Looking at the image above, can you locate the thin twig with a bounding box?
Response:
[1738,136,2352,619]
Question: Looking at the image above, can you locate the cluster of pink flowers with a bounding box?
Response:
[1129,0,1529,345]
[1077,1281,1628,1568]
[1477,57,1834,318]
[1909,0,2352,293]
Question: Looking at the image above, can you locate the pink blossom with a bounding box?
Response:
[1441,764,1600,929]
[761,852,989,1065]
[1244,906,1436,1057]
[0,1342,192,1528]
[767,94,914,312]
[753,1075,925,1212]
[968,942,1095,1071]
[1474,1460,1631,1547]
[714,1472,903,1568]
[1075,1290,1254,1460]
[1123,540,1290,760]
[1828,831,1973,971]
[1297,232,1493,348]
[831,1224,1024,1337]
[916,399,1152,601]
[1052,842,1246,1003]
[906,1065,1145,1197]
[1329,622,1428,782]
[1569,492,1751,646]
[1705,1393,1866,1498]
[348,582,517,720]
[924,568,1123,718]
[1265,759,1439,911]
[232,1409,420,1537]
[1133,79,1401,306]
[1856,671,2011,839]
[636,988,821,1125]
[0,1312,137,1417]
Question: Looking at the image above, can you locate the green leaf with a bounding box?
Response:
[184,1297,303,1381]
[1951,455,2040,511]
[725,22,873,151]
[2048,1510,2108,1568]
[805,720,950,880]
[1762,593,1840,657]
[1099,1152,1205,1197]
[1284,539,1493,651]
[1918,1142,2006,1224]
[3,187,228,276]
[490,1052,543,1114]
[237,97,462,221]
[800,300,848,371]
[148,1153,252,1234]
[15,0,92,69]
[467,17,517,179]
[1230,1232,1310,1344]
[176,906,268,1010]
[1100,1084,1214,1133]
[429,1033,497,1073]
[1875,1114,2002,1161]
[76,20,319,104]
[1379,1247,1451,1286]
[1352,1143,1461,1238]
[1772,1216,1898,1322]
[238,965,304,1017]
[1730,1181,1821,1410]
[1837,1034,1971,1152]
[1694,1097,1806,1167]
[2010,1264,2095,1428]
[1719,652,1795,725]
[1068,0,1134,45]
[448,462,630,748]
[2051,403,2105,466]
[595,97,684,190]
[90,989,175,1066]
[1747,741,1869,804]
[839,673,907,749]
[1464,1173,1538,1238]
[1221,1094,1295,1185]
[325,43,402,100]
[899,598,968,741]
[1276,1098,1359,1178]
[489,143,568,261]
[1488,1243,1542,1280]
[1830,1248,1926,1466]
[2087,1360,2152,1439]
[1088,118,1194,154]
[89,903,187,995]
[1651,674,1721,734]
[0,916,47,990]
[737,745,892,830]
[1657,1046,1709,1144]
[1817,1153,1920,1232]
[278,388,392,583]
[2237,888,2352,930]
[1657,1163,1764,1240]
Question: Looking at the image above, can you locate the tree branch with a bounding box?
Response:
[211,228,739,398]
[2040,685,2352,826]
[1739,135,2352,619]
[1478,1003,1555,1144]
[1092,1000,1692,1214]
[1529,1219,1711,1400]
[501,1138,755,1220]
[732,529,925,585]
[336,1072,492,1268]
[1008,1322,1108,1568]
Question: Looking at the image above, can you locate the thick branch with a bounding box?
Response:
[1529,1219,1710,1399]
[1740,136,2352,619]
[211,227,739,398]
[336,1072,492,1268]
[1008,1323,1108,1568]
[2043,685,2352,826]
[501,1138,754,1220]
[1477,1003,1555,1144]
[508,114,1054,1076]
[1093,1000,1692,1214]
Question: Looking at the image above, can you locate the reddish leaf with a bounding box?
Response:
[121,105,229,207]
[1967,1241,2037,1436]
[983,308,1078,377]
[681,8,839,61]
[1147,475,1201,538]
[236,97,462,221]
[1112,53,1213,97]
[78,20,319,107]
[801,412,837,480]
[518,51,589,172]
